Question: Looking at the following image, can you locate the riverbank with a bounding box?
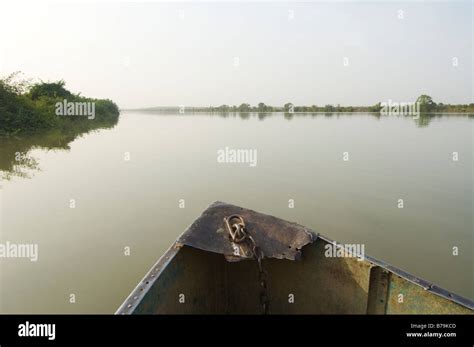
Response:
[0,73,120,135]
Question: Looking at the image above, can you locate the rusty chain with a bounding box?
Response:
[224,215,269,314]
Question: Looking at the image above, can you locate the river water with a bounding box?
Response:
[0,111,472,313]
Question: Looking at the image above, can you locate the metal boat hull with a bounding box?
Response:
[117,202,473,314]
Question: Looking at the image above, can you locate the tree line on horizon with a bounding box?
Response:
[146,96,473,114]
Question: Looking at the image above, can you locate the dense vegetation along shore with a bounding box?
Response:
[0,73,120,179]
[136,95,474,114]
[0,73,120,135]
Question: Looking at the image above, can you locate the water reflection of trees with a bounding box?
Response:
[185,111,466,126]
[0,118,118,180]
[138,110,470,126]
[4,112,466,180]
[414,114,432,128]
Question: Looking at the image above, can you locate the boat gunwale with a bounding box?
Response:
[115,241,182,314]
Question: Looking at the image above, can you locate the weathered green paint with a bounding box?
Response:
[133,246,226,314]
[386,275,472,314]
[367,267,390,314]
[120,240,472,314]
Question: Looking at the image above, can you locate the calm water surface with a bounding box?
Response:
[0,112,472,313]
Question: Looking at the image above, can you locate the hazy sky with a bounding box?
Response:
[0,0,472,109]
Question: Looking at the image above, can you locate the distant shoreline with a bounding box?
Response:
[124,97,474,114]
[123,109,474,116]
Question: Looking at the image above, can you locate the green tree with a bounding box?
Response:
[237,103,251,112]
[29,81,73,100]
[324,104,334,112]
[257,102,273,112]
[217,104,230,112]
[283,102,294,112]
[368,102,381,112]
[416,95,436,112]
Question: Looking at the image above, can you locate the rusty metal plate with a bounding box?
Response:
[177,201,316,261]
